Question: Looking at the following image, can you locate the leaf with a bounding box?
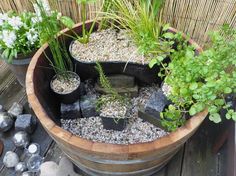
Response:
[189,82,198,90]
[224,87,232,94]
[189,106,197,116]
[226,113,231,120]
[149,59,157,68]
[76,0,96,4]
[163,32,175,39]
[232,113,236,121]
[209,113,222,123]
[162,24,170,31]
[60,16,75,29]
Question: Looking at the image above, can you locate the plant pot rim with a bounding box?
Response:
[26,20,207,155]
[50,71,81,95]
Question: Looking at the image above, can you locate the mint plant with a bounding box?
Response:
[161,25,236,128]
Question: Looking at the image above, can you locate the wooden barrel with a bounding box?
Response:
[26,22,208,176]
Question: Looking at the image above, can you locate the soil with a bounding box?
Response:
[51,73,80,94]
[70,29,148,64]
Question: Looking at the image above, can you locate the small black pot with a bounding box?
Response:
[101,116,128,131]
[50,71,81,104]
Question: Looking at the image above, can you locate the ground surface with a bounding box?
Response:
[0,62,232,176]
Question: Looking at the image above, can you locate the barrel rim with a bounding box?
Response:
[26,21,208,155]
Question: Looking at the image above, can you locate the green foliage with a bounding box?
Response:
[106,0,173,59]
[95,62,129,111]
[35,0,73,74]
[0,11,40,63]
[161,105,186,132]
[76,0,97,44]
[163,25,236,124]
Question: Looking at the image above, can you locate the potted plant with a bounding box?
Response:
[35,0,81,104]
[0,11,41,86]
[95,62,130,131]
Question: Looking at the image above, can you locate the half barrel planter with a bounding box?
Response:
[26,21,208,176]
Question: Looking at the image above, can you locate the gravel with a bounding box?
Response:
[61,86,168,145]
[70,29,148,64]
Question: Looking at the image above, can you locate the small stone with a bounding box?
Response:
[28,143,40,155]
[61,100,81,119]
[8,102,23,117]
[97,74,135,88]
[0,105,4,112]
[27,155,43,172]
[15,162,27,173]
[3,151,19,168]
[80,95,99,118]
[0,112,14,132]
[12,131,30,148]
[22,171,34,176]
[15,114,37,134]
[144,89,171,120]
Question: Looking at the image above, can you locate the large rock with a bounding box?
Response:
[0,112,14,132]
[3,151,19,168]
[138,89,171,126]
[80,95,99,118]
[40,157,81,176]
[15,114,37,134]
[61,100,81,119]
[8,102,23,117]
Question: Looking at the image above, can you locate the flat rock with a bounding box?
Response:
[8,102,23,117]
[97,74,135,88]
[144,89,171,120]
[15,114,37,134]
[138,109,163,128]
[61,100,81,119]
[95,84,139,97]
[80,95,99,118]
[3,151,19,168]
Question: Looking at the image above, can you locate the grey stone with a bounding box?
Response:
[0,112,14,132]
[8,102,23,117]
[3,151,19,168]
[80,95,99,118]
[15,114,37,134]
[95,85,138,98]
[12,131,30,148]
[15,162,27,173]
[138,109,163,128]
[144,89,171,120]
[61,100,81,119]
[97,74,135,88]
[0,105,4,112]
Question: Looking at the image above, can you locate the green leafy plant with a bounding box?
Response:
[106,0,173,59]
[95,62,129,112]
[76,0,97,44]
[34,0,74,74]
[162,25,236,126]
[0,11,40,63]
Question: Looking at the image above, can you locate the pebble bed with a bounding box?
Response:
[61,86,168,145]
[70,29,148,64]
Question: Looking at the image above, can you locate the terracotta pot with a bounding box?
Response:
[26,21,208,176]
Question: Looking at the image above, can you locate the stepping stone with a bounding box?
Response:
[15,114,37,134]
[8,102,23,117]
[40,157,81,176]
[61,100,81,119]
[80,95,99,118]
[97,74,135,88]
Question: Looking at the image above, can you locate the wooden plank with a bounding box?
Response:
[181,119,227,176]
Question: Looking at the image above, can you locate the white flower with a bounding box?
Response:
[26,28,39,45]
[8,16,23,30]
[0,13,9,25]
[1,30,17,48]
[162,83,172,97]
